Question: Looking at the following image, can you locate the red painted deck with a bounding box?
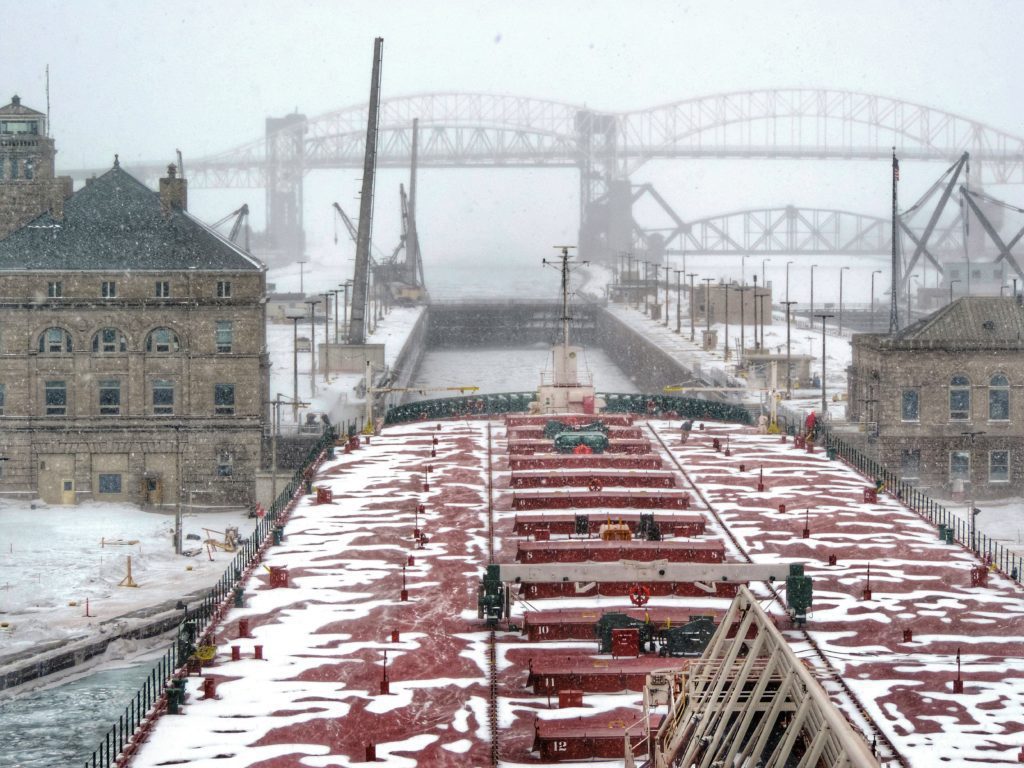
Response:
[532,711,661,761]
[509,468,677,488]
[508,438,652,455]
[511,487,690,510]
[508,453,663,470]
[521,652,686,693]
[511,511,705,537]
[514,539,725,563]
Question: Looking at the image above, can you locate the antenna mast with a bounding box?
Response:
[889,147,900,333]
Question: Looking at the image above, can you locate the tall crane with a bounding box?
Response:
[210,204,250,251]
[349,37,384,346]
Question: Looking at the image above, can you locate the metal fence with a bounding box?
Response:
[84,428,336,768]
[384,392,752,426]
[819,425,1024,585]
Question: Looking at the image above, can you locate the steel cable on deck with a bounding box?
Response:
[646,422,909,767]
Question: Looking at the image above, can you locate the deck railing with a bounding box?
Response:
[84,428,336,768]
[818,424,1023,585]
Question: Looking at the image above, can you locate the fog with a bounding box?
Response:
[5,1,1024,281]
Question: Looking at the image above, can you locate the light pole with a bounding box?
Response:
[907,275,919,325]
[738,282,746,363]
[757,292,770,351]
[838,266,850,335]
[688,273,698,342]
[816,313,835,416]
[949,278,960,305]
[752,275,760,349]
[785,260,794,305]
[723,281,731,361]
[702,277,715,344]
[761,257,771,287]
[643,261,651,314]
[810,264,818,319]
[320,292,332,383]
[782,301,797,396]
[286,312,304,421]
[304,299,320,398]
[870,270,882,332]
[297,260,308,294]
[741,254,748,286]
[664,263,671,327]
[674,270,683,333]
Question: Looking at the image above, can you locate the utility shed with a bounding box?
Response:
[847,295,1024,498]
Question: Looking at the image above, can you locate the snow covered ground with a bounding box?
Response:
[0,501,256,666]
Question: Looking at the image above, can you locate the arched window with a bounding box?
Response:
[92,328,127,354]
[989,373,1010,421]
[38,327,72,353]
[145,328,180,353]
[949,374,971,421]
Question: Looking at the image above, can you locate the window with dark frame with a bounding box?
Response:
[98,474,122,494]
[990,451,1010,483]
[39,327,72,353]
[99,380,121,416]
[949,374,971,421]
[217,281,232,298]
[101,281,117,298]
[0,382,5,416]
[216,320,233,353]
[214,384,235,415]
[44,380,67,416]
[92,328,127,353]
[216,451,234,477]
[900,389,919,422]
[989,374,1010,421]
[153,379,174,415]
[155,281,170,298]
[146,328,180,353]
[949,450,971,482]
[47,281,63,298]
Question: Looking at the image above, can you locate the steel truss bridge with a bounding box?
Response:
[67,89,1024,260]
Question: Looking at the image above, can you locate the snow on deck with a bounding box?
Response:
[126,416,1024,767]
[659,420,1024,765]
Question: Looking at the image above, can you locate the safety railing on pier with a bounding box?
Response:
[818,425,1024,586]
[384,392,753,425]
[85,428,336,768]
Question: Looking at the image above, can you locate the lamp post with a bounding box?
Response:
[664,263,671,327]
[752,275,760,349]
[297,260,308,294]
[738,282,746,363]
[702,277,715,343]
[907,275,919,325]
[810,264,818,319]
[816,313,835,416]
[757,292,770,351]
[785,260,794,305]
[838,266,850,335]
[741,254,748,286]
[949,278,960,305]
[320,292,332,383]
[286,312,304,421]
[761,257,771,287]
[688,273,698,341]
[674,270,683,333]
[870,270,882,331]
[643,261,651,314]
[723,281,731,361]
[782,301,797,396]
[304,299,320,398]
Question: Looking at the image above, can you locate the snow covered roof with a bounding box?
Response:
[0,165,263,272]
[860,296,1024,350]
[0,94,45,117]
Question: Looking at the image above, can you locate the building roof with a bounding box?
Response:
[0,95,45,117]
[0,164,263,272]
[892,296,1024,343]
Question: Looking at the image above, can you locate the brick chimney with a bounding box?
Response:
[159,163,187,215]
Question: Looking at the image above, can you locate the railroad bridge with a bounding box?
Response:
[63,89,1024,262]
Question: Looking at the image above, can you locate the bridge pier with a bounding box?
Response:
[265,112,307,263]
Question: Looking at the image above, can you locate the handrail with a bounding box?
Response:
[84,428,336,768]
[384,391,753,425]
[817,424,1023,586]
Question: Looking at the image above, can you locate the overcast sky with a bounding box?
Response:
[4,1,1024,275]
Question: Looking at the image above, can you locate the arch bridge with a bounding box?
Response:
[71,89,1024,260]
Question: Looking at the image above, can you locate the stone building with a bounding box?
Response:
[847,297,1024,499]
[0,95,73,239]
[0,161,268,509]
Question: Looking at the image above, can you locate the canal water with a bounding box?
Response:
[0,659,155,767]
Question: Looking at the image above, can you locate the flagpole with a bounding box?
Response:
[889,147,900,333]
